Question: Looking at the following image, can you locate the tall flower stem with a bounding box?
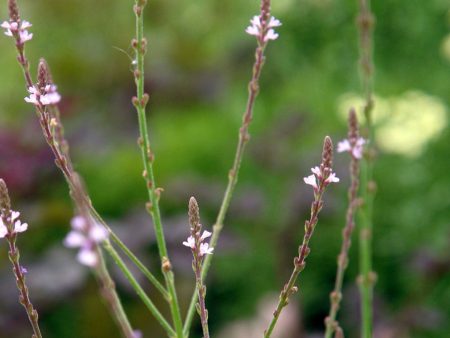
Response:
[264,137,338,338]
[356,1,376,337]
[324,110,362,338]
[0,180,42,338]
[183,1,280,334]
[131,1,183,337]
[3,0,165,333]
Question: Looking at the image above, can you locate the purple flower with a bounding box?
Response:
[303,166,339,189]
[1,20,33,43]
[182,235,195,249]
[183,230,214,256]
[24,84,61,106]
[64,215,108,267]
[337,137,366,159]
[245,15,281,41]
[199,242,214,256]
[0,210,28,238]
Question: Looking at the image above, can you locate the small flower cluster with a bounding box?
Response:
[337,137,366,159]
[64,215,108,267]
[0,210,28,238]
[183,230,214,256]
[1,19,32,44]
[246,15,281,42]
[304,166,340,191]
[25,84,61,106]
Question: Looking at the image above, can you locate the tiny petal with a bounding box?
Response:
[11,211,20,221]
[311,166,321,176]
[21,21,32,29]
[264,29,279,41]
[200,230,212,241]
[14,220,28,233]
[182,236,195,249]
[19,30,33,43]
[326,172,340,183]
[0,224,7,238]
[337,139,351,153]
[71,216,86,231]
[1,21,11,29]
[20,266,28,274]
[24,94,39,105]
[77,248,98,267]
[133,330,143,338]
[27,86,38,94]
[268,16,282,28]
[303,174,317,188]
[4,29,13,37]
[250,16,261,27]
[245,25,259,36]
[89,225,108,243]
[40,92,61,105]
[199,243,214,256]
[64,231,85,248]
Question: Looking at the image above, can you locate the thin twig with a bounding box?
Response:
[0,179,42,338]
[264,137,339,338]
[324,109,363,338]
[356,1,377,337]
[183,0,281,333]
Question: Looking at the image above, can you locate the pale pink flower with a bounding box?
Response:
[337,137,366,159]
[77,248,98,267]
[246,14,281,41]
[64,215,108,267]
[24,84,61,106]
[326,173,340,184]
[303,174,317,188]
[200,230,212,240]
[264,29,279,41]
[1,20,33,42]
[19,30,32,43]
[199,243,214,256]
[311,166,321,176]
[182,235,196,249]
[14,220,28,233]
[0,210,28,237]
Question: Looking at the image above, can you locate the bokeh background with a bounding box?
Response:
[0,0,449,337]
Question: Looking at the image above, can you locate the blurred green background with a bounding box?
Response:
[0,0,449,337]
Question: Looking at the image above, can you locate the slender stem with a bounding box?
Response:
[183,1,274,332]
[94,248,136,338]
[356,1,376,337]
[7,234,43,338]
[264,137,336,338]
[325,111,361,338]
[104,242,176,337]
[131,2,184,336]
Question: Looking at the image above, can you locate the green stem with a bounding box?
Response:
[132,2,184,336]
[90,207,169,300]
[356,1,376,337]
[104,241,176,337]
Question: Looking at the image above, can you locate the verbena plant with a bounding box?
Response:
[0,0,377,337]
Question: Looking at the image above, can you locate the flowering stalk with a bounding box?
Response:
[183,0,281,334]
[356,1,377,337]
[324,109,364,338]
[263,136,339,338]
[2,0,167,333]
[0,179,42,338]
[130,1,184,336]
[183,198,214,338]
